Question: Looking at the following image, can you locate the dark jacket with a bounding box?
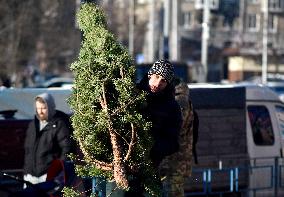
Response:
[137,75,182,166]
[24,99,72,177]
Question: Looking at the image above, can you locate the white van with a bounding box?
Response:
[185,83,284,197]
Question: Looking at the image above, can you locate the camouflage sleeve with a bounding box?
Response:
[160,82,194,178]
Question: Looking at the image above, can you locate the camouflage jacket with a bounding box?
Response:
[159,82,194,178]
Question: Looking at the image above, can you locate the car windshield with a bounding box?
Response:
[269,86,284,94]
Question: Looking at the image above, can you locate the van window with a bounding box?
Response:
[276,105,284,140]
[248,105,274,146]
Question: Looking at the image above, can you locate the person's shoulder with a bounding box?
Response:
[51,111,73,131]
[54,110,68,116]
[53,110,70,122]
[175,82,189,95]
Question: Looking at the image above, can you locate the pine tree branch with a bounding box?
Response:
[78,139,113,171]
[100,81,131,147]
[75,92,87,116]
[100,82,107,110]
[120,67,124,79]
[112,127,130,146]
[124,123,136,162]
[100,81,129,189]
[108,123,129,189]
[111,94,140,116]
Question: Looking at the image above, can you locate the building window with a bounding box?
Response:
[248,105,275,146]
[268,14,278,33]
[182,12,192,29]
[210,0,219,9]
[269,0,282,10]
[247,14,259,31]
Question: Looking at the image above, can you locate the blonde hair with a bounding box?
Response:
[35,97,46,104]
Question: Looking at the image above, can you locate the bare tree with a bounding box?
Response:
[0,0,39,76]
[0,0,80,87]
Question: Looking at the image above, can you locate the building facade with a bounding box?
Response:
[179,0,284,82]
[104,0,284,82]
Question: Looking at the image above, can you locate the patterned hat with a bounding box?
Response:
[148,59,174,83]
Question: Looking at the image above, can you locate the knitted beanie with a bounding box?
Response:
[148,60,174,83]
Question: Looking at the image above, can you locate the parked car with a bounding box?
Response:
[34,77,74,88]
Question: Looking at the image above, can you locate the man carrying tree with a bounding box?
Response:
[125,59,182,196]
[160,78,197,197]
[139,59,182,167]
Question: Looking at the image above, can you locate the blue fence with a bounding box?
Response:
[185,157,284,196]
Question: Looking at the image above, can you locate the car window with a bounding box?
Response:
[248,105,274,146]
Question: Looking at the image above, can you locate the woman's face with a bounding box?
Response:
[148,74,168,93]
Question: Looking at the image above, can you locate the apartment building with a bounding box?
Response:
[180,0,284,81]
[228,0,284,81]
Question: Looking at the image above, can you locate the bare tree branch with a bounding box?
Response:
[124,123,136,162]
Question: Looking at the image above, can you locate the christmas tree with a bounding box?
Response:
[68,3,161,196]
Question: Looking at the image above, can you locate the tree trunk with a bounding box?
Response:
[109,129,129,189]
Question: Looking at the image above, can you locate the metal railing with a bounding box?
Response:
[185,157,284,196]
